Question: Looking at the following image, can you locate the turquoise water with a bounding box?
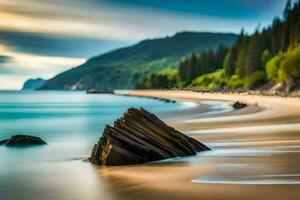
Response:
[0,91,194,200]
[0,91,190,159]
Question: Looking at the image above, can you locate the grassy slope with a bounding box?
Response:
[42,32,237,90]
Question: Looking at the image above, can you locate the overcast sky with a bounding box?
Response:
[0,0,287,89]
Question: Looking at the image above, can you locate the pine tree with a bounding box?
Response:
[223,48,236,75]
[284,0,292,19]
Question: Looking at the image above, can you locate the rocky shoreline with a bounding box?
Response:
[166,87,300,98]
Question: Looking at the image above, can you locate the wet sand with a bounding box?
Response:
[99,90,300,200]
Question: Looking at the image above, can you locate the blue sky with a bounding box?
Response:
[0,0,287,89]
[105,0,282,19]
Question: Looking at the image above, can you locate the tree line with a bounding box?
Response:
[136,0,300,91]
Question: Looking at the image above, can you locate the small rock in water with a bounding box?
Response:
[0,135,47,147]
[86,88,114,94]
[90,108,210,166]
[232,101,247,109]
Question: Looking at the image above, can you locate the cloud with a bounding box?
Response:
[0,0,287,90]
[0,0,286,42]
[0,55,11,63]
[0,44,85,75]
[0,31,129,58]
[0,44,85,89]
[0,74,30,90]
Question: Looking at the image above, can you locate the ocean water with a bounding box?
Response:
[0,91,197,200]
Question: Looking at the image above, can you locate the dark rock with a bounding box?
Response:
[0,139,8,145]
[159,98,176,103]
[0,135,47,147]
[90,108,210,166]
[232,101,247,109]
[86,88,114,94]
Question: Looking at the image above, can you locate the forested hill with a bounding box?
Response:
[137,0,300,93]
[41,32,237,90]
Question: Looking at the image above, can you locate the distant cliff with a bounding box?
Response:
[22,78,45,90]
[41,32,237,90]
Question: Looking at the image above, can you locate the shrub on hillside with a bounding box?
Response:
[226,75,245,89]
[190,69,226,89]
[279,47,300,81]
[265,52,284,81]
[244,71,267,89]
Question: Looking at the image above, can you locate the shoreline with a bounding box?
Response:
[1,90,300,200]
[118,90,300,124]
[100,90,300,200]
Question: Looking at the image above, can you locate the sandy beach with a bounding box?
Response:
[97,90,300,200]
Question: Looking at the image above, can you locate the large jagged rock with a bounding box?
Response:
[0,135,47,147]
[90,108,210,166]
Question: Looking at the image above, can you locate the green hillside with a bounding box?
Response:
[41,32,236,90]
[138,1,300,93]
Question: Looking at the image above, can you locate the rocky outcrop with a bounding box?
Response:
[22,78,45,90]
[86,88,115,94]
[0,135,47,147]
[232,101,247,109]
[90,108,210,166]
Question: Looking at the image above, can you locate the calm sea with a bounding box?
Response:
[0,91,197,200]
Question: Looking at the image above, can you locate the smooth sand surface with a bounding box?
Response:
[97,90,300,200]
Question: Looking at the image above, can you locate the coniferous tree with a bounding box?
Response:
[137,0,300,89]
[223,48,236,75]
